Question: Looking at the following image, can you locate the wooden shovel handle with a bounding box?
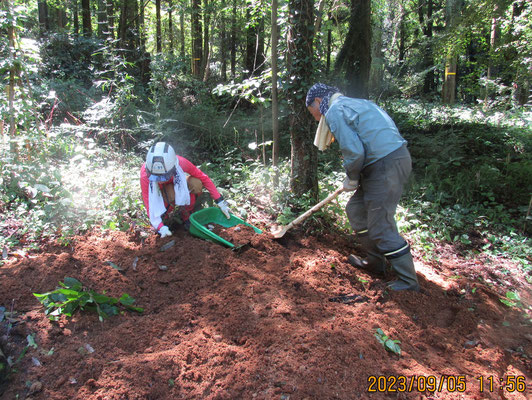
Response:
[283,186,345,231]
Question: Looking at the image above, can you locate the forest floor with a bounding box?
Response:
[0,217,531,400]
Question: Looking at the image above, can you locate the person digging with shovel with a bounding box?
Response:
[140,142,231,237]
[306,83,419,292]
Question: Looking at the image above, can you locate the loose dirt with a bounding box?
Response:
[0,225,530,400]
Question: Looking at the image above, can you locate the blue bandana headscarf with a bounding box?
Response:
[306,83,340,115]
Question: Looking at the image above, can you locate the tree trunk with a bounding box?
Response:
[191,0,203,77]
[334,0,371,98]
[201,0,210,78]
[106,0,114,39]
[81,0,92,36]
[271,0,279,172]
[418,0,435,95]
[442,0,462,104]
[230,0,236,77]
[326,12,331,75]
[287,0,317,199]
[5,0,16,136]
[38,1,49,36]
[220,0,227,81]
[180,6,185,58]
[168,6,174,53]
[245,4,265,77]
[155,0,162,53]
[96,0,108,38]
[484,6,499,104]
[73,0,79,36]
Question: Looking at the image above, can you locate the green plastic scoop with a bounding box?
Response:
[189,207,262,248]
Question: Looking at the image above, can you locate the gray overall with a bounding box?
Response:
[345,144,411,257]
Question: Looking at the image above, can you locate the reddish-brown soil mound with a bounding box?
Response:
[0,228,530,399]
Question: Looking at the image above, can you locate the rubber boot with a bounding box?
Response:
[387,252,420,291]
[348,235,387,275]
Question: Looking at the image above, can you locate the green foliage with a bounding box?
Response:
[375,328,402,356]
[499,291,524,309]
[33,277,143,322]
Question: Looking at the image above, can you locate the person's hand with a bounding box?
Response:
[343,177,359,192]
[159,225,172,238]
[217,199,231,219]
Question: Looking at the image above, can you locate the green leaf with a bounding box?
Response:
[63,277,83,291]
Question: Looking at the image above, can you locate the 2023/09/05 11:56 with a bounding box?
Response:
[367,375,529,393]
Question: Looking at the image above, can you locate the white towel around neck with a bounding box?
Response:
[148,163,190,223]
[313,92,343,151]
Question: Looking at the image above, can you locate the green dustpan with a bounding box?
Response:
[189,207,262,248]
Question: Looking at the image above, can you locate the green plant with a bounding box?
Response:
[375,328,402,356]
[499,291,524,309]
[33,277,143,322]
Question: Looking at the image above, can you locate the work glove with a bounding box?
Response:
[159,225,172,238]
[343,177,359,192]
[216,198,231,219]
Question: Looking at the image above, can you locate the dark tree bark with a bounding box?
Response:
[156,0,162,52]
[326,12,331,75]
[73,0,79,36]
[180,5,185,58]
[201,0,210,78]
[96,0,109,38]
[271,0,279,174]
[418,0,435,94]
[191,0,203,77]
[106,0,115,39]
[220,0,227,81]
[81,0,92,36]
[287,0,317,199]
[38,1,49,36]
[168,5,174,53]
[334,0,371,98]
[230,0,236,77]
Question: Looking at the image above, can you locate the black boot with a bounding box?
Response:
[348,235,387,275]
[387,252,419,291]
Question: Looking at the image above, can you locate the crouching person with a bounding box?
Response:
[140,142,231,237]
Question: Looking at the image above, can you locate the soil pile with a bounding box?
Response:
[0,227,530,399]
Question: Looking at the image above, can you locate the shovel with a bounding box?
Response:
[271,186,346,239]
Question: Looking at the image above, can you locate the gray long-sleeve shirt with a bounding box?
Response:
[325,97,406,180]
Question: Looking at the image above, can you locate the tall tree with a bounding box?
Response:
[168,3,174,53]
[38,1,49,36]
[418,0,435,95]
[73,0,79,36]
[106,0,115,39]
[180,3,185,58]
[335,0,371,98]
[220,0,227,81]
[271,0,279,171]
[230,0,237,77]
[81,0,92,36]
[97,0,109,38]
[156,0,162,53]
[191,0,203,77]
[286,0,318,199]
[201,0,210,78]
[442,0,463,104]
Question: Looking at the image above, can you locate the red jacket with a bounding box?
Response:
[140,156,221,230]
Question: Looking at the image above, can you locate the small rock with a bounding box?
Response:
[160,240,175,252]
[234,226,241,232]
[132,257,139,271]
[29,381,43,394]
[159,265,168,271]
[69,377,77,385]
[207,224,215,231]
[464,339,480,348]
[85,343,95,353]
[213,335,223,343]
[31,357,41,366]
